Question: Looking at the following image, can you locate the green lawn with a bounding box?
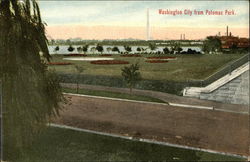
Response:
[15,127,245,162]
[49,54,244,81]
[63,87,166,103]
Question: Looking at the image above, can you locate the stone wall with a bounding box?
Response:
[200,70,249,105]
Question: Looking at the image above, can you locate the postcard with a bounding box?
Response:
[0,0,249,161]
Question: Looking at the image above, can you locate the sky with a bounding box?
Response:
[39,1,249,40]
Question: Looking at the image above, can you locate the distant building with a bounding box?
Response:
[211,26,249,49]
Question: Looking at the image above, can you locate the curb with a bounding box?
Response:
[63,93,214,110]
[168,103,213,110]
[49,123,248,160]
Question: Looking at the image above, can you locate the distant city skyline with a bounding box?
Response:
[39,1,249,40]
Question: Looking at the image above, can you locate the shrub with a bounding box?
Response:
[57,73,201,95]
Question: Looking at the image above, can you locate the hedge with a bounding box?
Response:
[57,73,202,95]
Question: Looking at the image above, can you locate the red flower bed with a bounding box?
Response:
[147,56,176,59]
[47,62,72,65]
[100,54,112,56]
[145,60,168,63]
[63,54,87,57]
[120,54,141,57]
[90,60,129,65]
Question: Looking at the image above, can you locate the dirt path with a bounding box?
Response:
[52,94,249,156]
[61,83,249,114]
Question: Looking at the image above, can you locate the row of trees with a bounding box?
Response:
[54,43,193,54]
[56,37,248,55]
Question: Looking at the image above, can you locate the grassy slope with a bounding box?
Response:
[63,87,166,103]
[15,127,245,162]
[49,54,244,81]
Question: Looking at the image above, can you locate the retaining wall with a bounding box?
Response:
[200,70,249,105]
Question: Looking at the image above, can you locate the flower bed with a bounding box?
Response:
[63,54,87,57]
[146,56,176,59]
[47,62,73,65]
[120,54,141,57]
[90,60,129,65]
[100,54,112,56]
[145,60,168,63]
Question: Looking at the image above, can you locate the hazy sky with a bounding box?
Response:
[39,1,249,40]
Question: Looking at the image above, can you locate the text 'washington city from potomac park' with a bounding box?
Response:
[158,9,236,16]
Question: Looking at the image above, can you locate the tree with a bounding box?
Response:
[177,47,183,54]
[90,47,96,54]
[169,41,181,54]
[141,47,148,54]
[54,46,60,54]
[112,46,120,53]
[136,47,142,53]
[124,45,132,54]
[75,65,84,93]
[0,0,63,160]
[77,46,83,53]
[106,47,112,54]
[82,44,89,54]
[148,43,157,52]
[96,44,104,54]
[68,45,75,52]
[121,63,141,93]
[202,36,221,54]
[163,47,170,54]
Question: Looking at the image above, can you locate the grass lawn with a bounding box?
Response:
[49,54,245,81]
[62,87,166,103]
[15,127,245,162]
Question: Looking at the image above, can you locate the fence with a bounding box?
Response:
[190,54,249,87]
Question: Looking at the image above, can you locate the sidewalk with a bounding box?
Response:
[61,83,249,114]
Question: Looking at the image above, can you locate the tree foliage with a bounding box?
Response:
[77,46,83,53]
[68,45,75,52]
[82,44,89,54]
[136,47,142,52]
[124,45,132,54]
[169,42,182,54]
[96,44,104,54]
[0,0,63,160]
[112,46,120,53]
[54,46,60,54]
[202,36,221,54]
[163,47,170,54]
[121,63,141,93]
[148,43,157,51]
[90,47,96,54]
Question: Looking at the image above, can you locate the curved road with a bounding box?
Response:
[61,83,249,114]
[52,93,249,156]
